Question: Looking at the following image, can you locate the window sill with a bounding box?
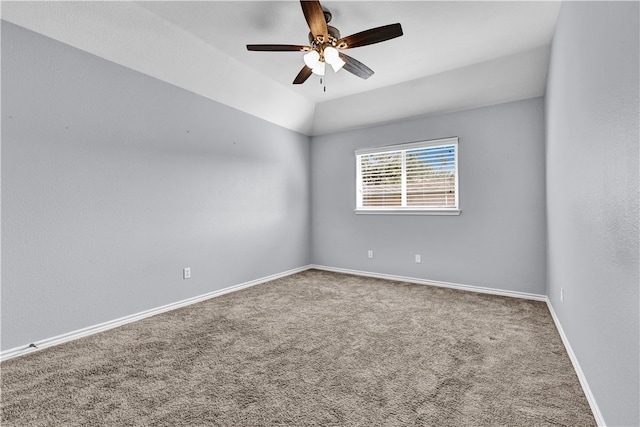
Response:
[354,209,461,216]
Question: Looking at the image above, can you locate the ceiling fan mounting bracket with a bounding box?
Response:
[322,9,332,24]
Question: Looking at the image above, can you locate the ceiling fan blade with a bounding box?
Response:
[300,0,328,42]
[336,23,403,49]
[339,53,374,80]
[247,44,310,52]
[293,66,313,84]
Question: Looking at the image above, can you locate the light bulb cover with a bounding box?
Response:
[331,57,345,73]
[312,61,326,76]
[324,46,339,64]
[303,50,320,68]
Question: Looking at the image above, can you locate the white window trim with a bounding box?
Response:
[354,208,461,216]
[355,137,460,215]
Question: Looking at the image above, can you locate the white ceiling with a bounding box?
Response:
[1,1,561,136]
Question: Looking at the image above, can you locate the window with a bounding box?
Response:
[355,137,459,215]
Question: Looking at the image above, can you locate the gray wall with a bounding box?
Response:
[1,22,311,351]
[311,98,547,295]
[545,2,639,426]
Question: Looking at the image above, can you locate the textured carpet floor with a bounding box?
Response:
[1,269,595,426]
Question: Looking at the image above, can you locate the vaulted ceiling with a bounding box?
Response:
[1,1,561,136]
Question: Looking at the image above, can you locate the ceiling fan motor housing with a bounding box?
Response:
[308,25,341,47]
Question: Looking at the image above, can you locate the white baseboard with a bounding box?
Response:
[0,265,312,362]
[1,263,604,427]
[545,299,606,427]
[310,265,603,425]
[2,265,542,362]
[310,264,547,301]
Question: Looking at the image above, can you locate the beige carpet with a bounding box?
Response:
[1,269,595,426]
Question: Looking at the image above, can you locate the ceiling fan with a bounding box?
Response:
[246,0,403,84]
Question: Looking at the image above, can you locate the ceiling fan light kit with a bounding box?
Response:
[312,60,326,76]
[323,46,339,64]
[247,0,403,85]
[330,57,346,73]
[303,50,320,68]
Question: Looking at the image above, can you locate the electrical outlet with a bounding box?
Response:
[368,250,374,259]
[560,287,564,303]
[415,254,421,263]
[183,267,191,279]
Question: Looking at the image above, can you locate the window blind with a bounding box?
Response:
[356,138,458,212]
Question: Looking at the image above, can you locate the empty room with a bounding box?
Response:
[1,1,638,426]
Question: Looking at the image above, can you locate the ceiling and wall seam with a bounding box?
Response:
[0,1,561,137]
